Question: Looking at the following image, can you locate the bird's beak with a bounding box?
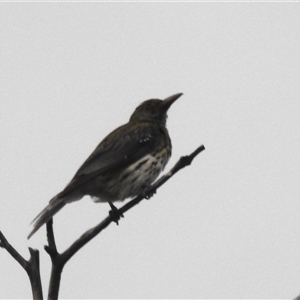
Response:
[161,93,183,111]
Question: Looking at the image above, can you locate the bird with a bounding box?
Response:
[28,93,183,239]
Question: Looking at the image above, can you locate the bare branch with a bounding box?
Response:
[45,219,63,300]
[44,219,58,260]
[1,145,205,300]
[51,144,205,264]
[0,231,28,270]
[27,248,44,300]
[45,144,205,300]
[48,262,63,300]
[0,231,43,299]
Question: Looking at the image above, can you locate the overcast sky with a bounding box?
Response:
[1,3,300,299]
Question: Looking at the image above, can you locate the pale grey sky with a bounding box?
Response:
[1,3,300,299]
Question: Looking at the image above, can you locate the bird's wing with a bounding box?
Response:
[59,122,161,197]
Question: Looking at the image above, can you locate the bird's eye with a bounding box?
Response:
[145,106,154,114]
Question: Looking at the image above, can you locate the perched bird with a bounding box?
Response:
[28,93,183,239]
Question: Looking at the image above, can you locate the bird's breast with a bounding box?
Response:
[94,149,170,202]
[116,147,170,200]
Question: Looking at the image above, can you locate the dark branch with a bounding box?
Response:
[0,231,43,299]
[45,219,63,300]
[0,231,28,270]
[27,248,44,300]
[53,144,205,264]
[45,144,205,300]
[44,218,58,260]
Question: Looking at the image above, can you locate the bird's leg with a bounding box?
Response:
[141,184,156,200]
[108,201,124,225]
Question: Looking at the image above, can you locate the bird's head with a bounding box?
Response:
[129,93,183,125]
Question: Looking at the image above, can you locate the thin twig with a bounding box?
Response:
[44,219,58,260]
[0,231,28,269]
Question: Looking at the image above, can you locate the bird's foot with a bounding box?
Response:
[108,202,124,225]
[142,185,156,200]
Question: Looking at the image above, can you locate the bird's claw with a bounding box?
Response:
[108,202,124,225]
[142,186,157,200]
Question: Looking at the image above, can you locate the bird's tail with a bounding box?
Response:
[27,195,66,239]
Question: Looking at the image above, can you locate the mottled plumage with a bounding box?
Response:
[28,93,182,239]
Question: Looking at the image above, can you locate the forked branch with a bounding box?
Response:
[0,231,43,299]
[1,144,205,300]
[46,144,205,299]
